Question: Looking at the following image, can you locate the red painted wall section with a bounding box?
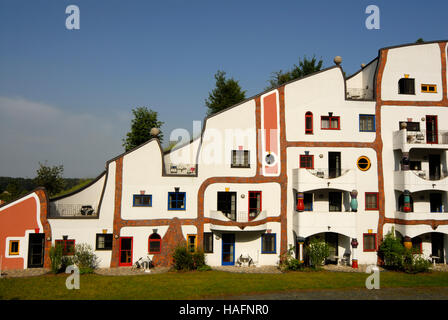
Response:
[262,91,280,176]
[0,195,40,270]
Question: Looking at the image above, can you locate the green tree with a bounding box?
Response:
[34,162,65,196]
[267,55,323,89]
[122,107,164,152]
[415,38,424,44]
[205,70,246,116]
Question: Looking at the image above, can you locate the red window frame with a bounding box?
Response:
[55,239,75,256]
[300,155,314,169]
[411,237,423,254]
[363,233,377,252]
[321,116,340,130]
[148,233,162,254]
[305,112,313,134]
[119,237,133,266]
[365,192,379,210]
[248,191,262,221]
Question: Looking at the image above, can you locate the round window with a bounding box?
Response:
[265,153,276,165]
[357,156,371,171]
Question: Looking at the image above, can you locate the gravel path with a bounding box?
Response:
[94,266,170,276]
[211,266,282,274]
[0,268,49,278]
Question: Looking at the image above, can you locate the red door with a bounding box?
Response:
[119,237,133,266]
[248,191,262,221]
[426,115,438,144]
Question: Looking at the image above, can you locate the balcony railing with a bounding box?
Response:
[393,130,448,149]
[166,163,196,175]
[346,88,373,100]
[410,170,448,181]
[210,210,266,223]
[306,168,351,179]
[49,203,98,218]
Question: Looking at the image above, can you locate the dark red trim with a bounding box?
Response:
[248,191,262,221]
[321,116,340,130]
[363,233,377,252]
[305,111,313,134]
[148,234,162,254]
[299,155,314,169]
[365,192,379,210]
[55,239,75,256]
[119,237,133,266]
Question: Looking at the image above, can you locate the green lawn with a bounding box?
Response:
[1,270,448,300]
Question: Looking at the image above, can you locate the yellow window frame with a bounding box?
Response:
[421,84,437,93]
[357,156,371,171]
[9,240,20,255]
[187,234,197,252]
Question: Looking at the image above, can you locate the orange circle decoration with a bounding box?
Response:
[357,156,371,171]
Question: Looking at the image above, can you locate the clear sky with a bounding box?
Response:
[1,0,447,178]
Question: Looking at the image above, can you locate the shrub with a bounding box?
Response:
[172,244,209,271]
[279,245,305,271]
[378,232,405,270]
[192,249,206,269]
[402,249,432,274]
[306,238,329,269]
[49,244,63,274]
[197,265,212,272]
[73,243,99,274]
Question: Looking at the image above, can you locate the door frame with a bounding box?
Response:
[426,115,438,144]
[27,233,45,268]
[221,233,235,266]
[119,237,133,266]
[328,152,341,178]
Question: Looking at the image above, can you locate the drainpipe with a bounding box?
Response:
[297,237,306,263]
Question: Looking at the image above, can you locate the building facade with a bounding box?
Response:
[1,40,448,270]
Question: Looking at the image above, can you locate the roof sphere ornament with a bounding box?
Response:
[334,56,342,65]
[150,127,160,137]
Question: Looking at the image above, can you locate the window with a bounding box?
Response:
[357,156,371,171]
[217,192,237,220]
[133,194,152,207]
[430,193,442,213]
[412,237,422,254]
[9,240,19,255]
[304,193,313,211]
[363,233,377,252]
[261,233,276,254]
[203,232,213,253]
[300,155,314,169]
[365,193,379,210]
[398,78,415,94]
[231,150,250,168]
[329,192,342,212]
[359,114,375,132]
[248,191,262,220]
[168,192,186,210]
[399,121,420,131]
[321,116,340,130]
[96,234,113,250]
[421,84,437,93]
[305,112,313,134]
[148,233,161,254]
[55,239,75,256]
[187,234,197,252]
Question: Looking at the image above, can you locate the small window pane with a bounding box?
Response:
[363,234,376,251]
[203,233,213,253]
[262,234,276,253]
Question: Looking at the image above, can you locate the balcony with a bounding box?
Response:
[394,170,448,192]
[209,210,267,231]
[394,211,448,221]
[165,163,197,175]
[292,168,356,192]
[393,129,448,152]
[49,203,98,218]
[346,88,373,100]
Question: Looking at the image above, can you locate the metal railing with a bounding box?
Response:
[410,169,448,181]
[306,168,351,179]
[211,210,266,222]
[49,203,97,218]
[346,88,373,100]
[404,130,448,145]
[167,163,196,175]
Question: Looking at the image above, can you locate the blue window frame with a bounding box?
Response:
[168,192,186,210]
[261,233,276,254]
[359,114,375,132]
[133,194,152,207]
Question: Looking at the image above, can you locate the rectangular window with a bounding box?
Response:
[9,240,19,255]
[96,234,113,250]
[365,193,379,210]
[412,237,422,254]
[399,78,415,94]
[304,193,313,211]
[359,114,375,132]
[187,234,197,252]
[231,150,250,168]
[409,161,422,171]
[421,84,437,93]
[203,232,213,253]
[133,194,152,207]
[399,121,420,131]
[300,155,314,169]
[363,233,377,252]
[217,191,237,220]
[55,239,75,256]
[430,193,442,213]
[261,233,276,254]
[168,192,186,210]
[248,191,262,220]
[321,116,340,130]
[329,192,342,212]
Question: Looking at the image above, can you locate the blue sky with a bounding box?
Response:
[0,0,447,178]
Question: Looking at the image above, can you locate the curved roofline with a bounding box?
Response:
[49,171,107,201]
[0,187,48,209]
[345,57,379,81]
[378,39,447,52]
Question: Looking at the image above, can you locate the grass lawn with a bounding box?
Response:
[1,270,448,300]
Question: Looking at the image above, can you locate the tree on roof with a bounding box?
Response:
[266,55,323,89]
[122,107,164,152]
[205,70,246,116]
[415,38,424,44]
[34,162,65,196]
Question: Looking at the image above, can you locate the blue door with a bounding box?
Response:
[222,234,235,265]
